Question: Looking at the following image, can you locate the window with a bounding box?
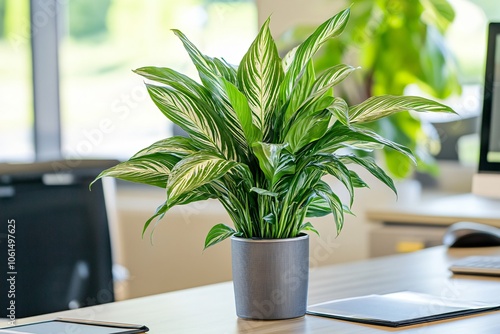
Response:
[60,0,257,160]
[0,0,33,162]
[0,0,257,162]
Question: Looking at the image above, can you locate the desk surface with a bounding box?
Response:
[366,193,500,226]
[4,246,500,333]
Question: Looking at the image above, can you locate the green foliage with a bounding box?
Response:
[94,8,454,248]
[280,0,462,179]
[69,0,111,39]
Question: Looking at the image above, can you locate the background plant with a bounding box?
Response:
[279,0,462,178]
[94,8,454,248]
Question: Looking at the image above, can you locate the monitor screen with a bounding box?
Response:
[479,23,500,172]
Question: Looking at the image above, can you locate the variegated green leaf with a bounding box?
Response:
[285,108,331,153]
[340,154,397,195]
[349,95,455,124]
[299,222,320,236]
[305,196,331,218]
[349,170,369,188]
[166,153,241,203]
[94,157,174,188]
[252,142,295,186]
[134,66,212,104]
[237,17,283,135]
[282,59,316,124]
[282,45,298,73]
[172,29,233,85]
[315,122,415,164]
[327,97,349,124]
[295,64,357,114]
[213,58,238,84]
[143,186,216,237]
[142,201,170,237]
[312,64,358,92]
[146,84,234,158]
[312,155,355,207]
[172,30,249,157]
[204,223,236,249]
[280,8,350,119]
[348,125,417,164]
[250,187,278,197]
[280,167,323,216]
[314,180,344,234]
[221,78,261,145]
[131,136,197,159]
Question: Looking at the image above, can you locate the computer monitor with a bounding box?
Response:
[472,23,500,199]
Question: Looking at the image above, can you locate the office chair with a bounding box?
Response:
[0,159,118,318]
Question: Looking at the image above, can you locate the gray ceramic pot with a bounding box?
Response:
[231,234,309,320]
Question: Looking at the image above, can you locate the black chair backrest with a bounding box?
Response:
[0,160,117,318]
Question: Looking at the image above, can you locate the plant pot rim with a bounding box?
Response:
[231,233,309,244]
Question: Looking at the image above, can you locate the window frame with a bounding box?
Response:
[30,0,62,161]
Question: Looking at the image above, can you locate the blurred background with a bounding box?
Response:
[1,0,500,300]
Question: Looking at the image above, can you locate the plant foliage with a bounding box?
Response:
[94,8,454,248]
[280,0,461,179]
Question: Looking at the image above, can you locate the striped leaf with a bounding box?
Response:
[173,29,249,157]
[134,66,213,106]
[283,65,355,141]
[349,170,369,189]
[94,157,174,188]
[237,17,283,134]
[204,223,237,249]
[297,64,357,113]
[221,78,261,145]
[213,58,238,85]
[172,29,235,85]
[282,45,298,73]
[281,60,316,126]
[250,187,278,197]
[285,107,331,153]
[312,155,355,207]
[280,8,350,120]
[347,125,417,164]
[252,142,295,186]
[143,187,216,237]
[146,84,234,158]
[166,153,242,204]
[340,154,397,195]
[315,122,415,163]
[327,97,349,124]
[131,136,197,159]
[299,222,320,236]
[305,196,332,218]
[349,95,455,124]
[314,180,344,234]
[134,67,208,96]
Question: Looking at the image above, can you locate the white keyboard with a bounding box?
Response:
[450,256,500,277]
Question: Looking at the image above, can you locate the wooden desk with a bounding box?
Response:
[3,246,500,333]
[366,193,500,226]
[365,193,500,256]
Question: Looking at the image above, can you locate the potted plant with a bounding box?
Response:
[94,8,453,320]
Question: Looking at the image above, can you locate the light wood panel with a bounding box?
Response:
[3,246,500,333]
